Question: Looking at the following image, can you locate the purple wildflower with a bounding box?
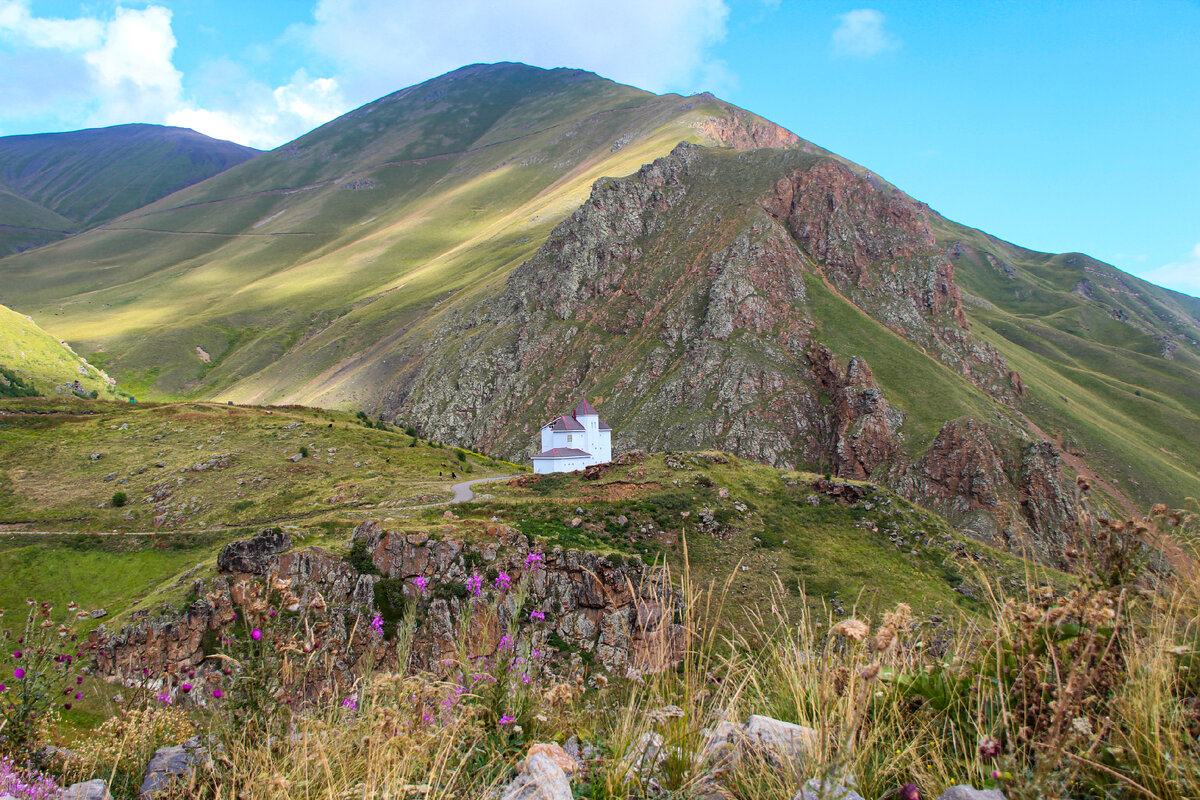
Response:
[251,628,263,641]
[370,614,385,638]
[498,634,514,650]
[525,551,544,569]
[342,696,357,710]
[11,651,20,659]
[212,689,223,699]
[413,576,428,593]
[181,683,192,693]
[498,714,516,726]
[156,693,172,705]
[466,573,483,597]
[530,610,545,621]
[495,571,512,591]
[12,668,24,680]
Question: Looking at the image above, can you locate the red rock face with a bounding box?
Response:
[762,159,968,328]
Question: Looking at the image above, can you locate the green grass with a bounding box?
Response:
[0,302,123,399]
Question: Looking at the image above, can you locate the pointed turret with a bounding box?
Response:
[573,398,599,417]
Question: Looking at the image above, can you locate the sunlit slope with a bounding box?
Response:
[0,64,786,401]
[0,302,119,398]
[938,218,1200,508]
[0,124,258,255]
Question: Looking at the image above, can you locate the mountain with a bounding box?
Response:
[0,64,795,400]
[0,123,259,255]
[0,63,1197,565]
[0,301,119,398]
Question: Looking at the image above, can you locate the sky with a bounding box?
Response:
[0,1,1197,297]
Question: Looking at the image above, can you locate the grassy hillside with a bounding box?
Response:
[0,64,798,402]
[0,124,258,255]
[0,398,1038,635]
[0,302,121,399]
[937,218,1200,509]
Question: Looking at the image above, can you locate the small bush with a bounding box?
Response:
[110,491,127,507]
[346,540,380,575]
[299,445,309,458]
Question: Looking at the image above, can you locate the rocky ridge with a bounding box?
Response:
[378,143,1079,563]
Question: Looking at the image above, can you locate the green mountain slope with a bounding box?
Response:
[0,123,259,255]
[0,63,1195,564]
[0,64,796,403]
[937,220,1200,511]
[0,302,120,398]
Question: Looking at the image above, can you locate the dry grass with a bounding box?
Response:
[8,505,1198,800]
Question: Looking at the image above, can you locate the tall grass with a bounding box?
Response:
[22,504,1200,800]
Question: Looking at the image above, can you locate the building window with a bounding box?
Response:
[567,435,572,443]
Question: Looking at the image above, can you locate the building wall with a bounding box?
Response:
[593,429,612,463]
[533,456,591,474]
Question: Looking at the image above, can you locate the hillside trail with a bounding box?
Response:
[0,475,517,537]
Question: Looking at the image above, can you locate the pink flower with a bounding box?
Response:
[525,552,544,569]
[498,714,516,726]
[251,628,263,641]
[342,697,357,710]
[11,651,21,659]
[156,693,172,705]
[181,683,192,693]
[499,635,514,650]
[466,574,483,597]
[370,614,385,638]
[12,668,24,680]
[495,572,511,591]
[413,576,428,593]
[74,692,82,700]
[212,689,223,699]
[530,610,545,621]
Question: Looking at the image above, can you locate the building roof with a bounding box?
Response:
[532,447,593,459]
[573,398,599,417]
[598,418,611,431]
[544,414,585,431]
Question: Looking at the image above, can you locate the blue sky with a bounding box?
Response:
[0,0,1197,296]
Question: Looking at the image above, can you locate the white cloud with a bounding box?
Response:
[1138,243,1200,297]
[298,0,731,107]
[83,6,183,126]
[168,71,347,149]
[0,0,102,50]
[832,8,897,58]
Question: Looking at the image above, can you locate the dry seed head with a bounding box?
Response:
[859,662,881,681]
[882,602,913,630]
[872,626,897,652]
[830,618,870,642]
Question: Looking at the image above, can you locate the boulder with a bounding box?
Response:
[501,752,572,800]
[526,743,579,775]
[216,529,292,574]
[139,739,207,799]
[936,787,1007,800]
[61,779,113,800]
[744,714,819,761]
[795,778,866,800]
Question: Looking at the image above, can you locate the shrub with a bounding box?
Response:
[346,539,380,575]
[110,491,127,507]
[299,446,308,458]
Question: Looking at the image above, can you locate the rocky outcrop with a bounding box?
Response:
[91,523,682,690]
[373,142,1076,562]
[1018,441,1080,567]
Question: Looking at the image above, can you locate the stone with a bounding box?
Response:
[570,517,582,528]
[216,528,292,574]
[287,453,302,462]
[103,472,117,482]
[501,752,572,800]
[526,742,579,775]
[744,714,819,761]
[61,779,113,800]
[795,778,866,800]
[139,739,207,799]
[90,608,108,618]
[936,787,1007,800]
[89,453,102,461]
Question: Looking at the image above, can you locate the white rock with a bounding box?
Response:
[61,779,113,800]
[744,714,819,761]
[937,787,1007,800]
[795,777,866,800]
[500,752,572,800]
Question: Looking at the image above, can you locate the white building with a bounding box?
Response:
[532,398,613,474]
